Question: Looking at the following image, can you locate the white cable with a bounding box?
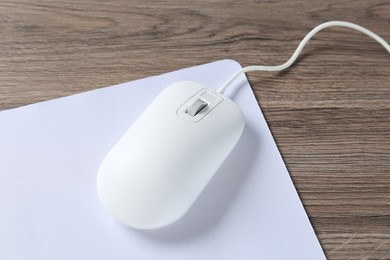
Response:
[216,21,390,95]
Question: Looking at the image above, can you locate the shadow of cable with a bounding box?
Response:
[127,123,260,243]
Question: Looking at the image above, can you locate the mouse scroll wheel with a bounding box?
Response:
[185,99,208,117]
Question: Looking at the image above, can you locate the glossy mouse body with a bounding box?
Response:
[97,81,245,229]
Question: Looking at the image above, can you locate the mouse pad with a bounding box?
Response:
[0,60,326,259]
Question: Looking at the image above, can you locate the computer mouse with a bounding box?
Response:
[97,81,245,229]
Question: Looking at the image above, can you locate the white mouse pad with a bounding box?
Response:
[0,60,326,259]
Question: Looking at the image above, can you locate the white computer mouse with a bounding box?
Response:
[97,81,245,229]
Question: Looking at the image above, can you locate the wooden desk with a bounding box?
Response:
[0,1,389,258]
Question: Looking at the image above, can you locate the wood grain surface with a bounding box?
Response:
[0,0,389,259]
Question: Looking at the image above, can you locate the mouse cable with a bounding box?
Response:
[216,21,390,95]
